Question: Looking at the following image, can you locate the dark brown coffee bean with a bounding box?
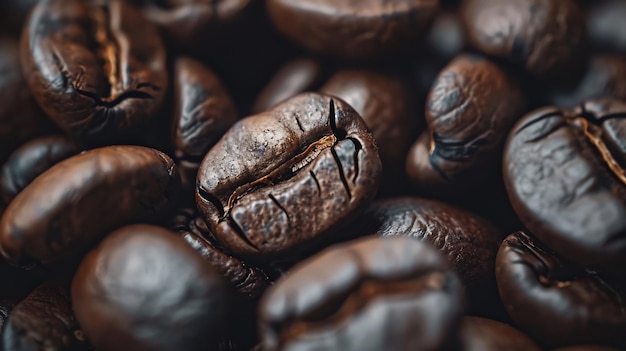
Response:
[196,93,382,260]
[266,0,439,58]
[547,55,626,108]
[0,145,180,266]
[0,135,82,210]
[168,208,269,298]
[72,224,230,351]
[347,197,500,292]
[552,347,623,351]
[504,99,626,268]
[461,0,585,77]
[172,56,238,190]
[253,58,324,114]
[321,70,419,195]
[496,231,626,348]
[0,38,53,163]
[425,10,466,61]
[406,54,525,196]
[1,283,89,351]
[259,236,464,351]
[21,0,168,141]
[458,317,541,351]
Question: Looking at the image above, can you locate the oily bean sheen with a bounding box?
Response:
[458,317,541,351]
[321,70,417,194]
[0,135,82,210]
[1,283,88,351]
[496,231,626,348]
[406,54,525,195]
[266,0,439,59]
[259,236,464,351]
[348,197,500,295]
[0,38,51,163]
[461,0,584,77]
[196,93,382,260]
[0,145,180,266]
[504,99,626,269]
[72,224,230,351]
[168,208,270,298]
[253,58,323,114]
[173,56,238,188]
[21,0,168,141]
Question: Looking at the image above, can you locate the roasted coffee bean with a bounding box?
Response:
[321,70,418,195]
[0,145,180,266]
[168,208,269,298]
[259,236,464,351]
[266,0,439,58]
[1,283,88,351]
[504,99,626,269]
[587,0,626,54]
[72,224,230,351]
[196,93,382,260]
[21,0,168,141]
[424,10,465,62]
[458,317,541,351]
[461,0,585,77]
[547,55,626,108]
[253,58,324,114]
[0,38,53,164]
[173,57,238,190]
[345,197,500,317]
[496,231,626,348]
[0,135,82,210]
[138,0,253,52]
[406,54,525,196]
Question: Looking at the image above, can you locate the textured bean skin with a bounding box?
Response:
[173,57,238,188]
[72,224,230,351]
[21,0,168,141]
[266,0,439,58]
[259,236,464,351]
[0,135,82,210]
[461,0,584,77]
[496,231,626,348]
[348,197,500,294]
[406,54,525,195]
[1,283,88,351]
[0,145,180,266]
[321,70,418,195]
[196,93,381,260]
[504,100,626,268]
[168,208,269,298]
[458,317,541,351]
[253,58,323,114]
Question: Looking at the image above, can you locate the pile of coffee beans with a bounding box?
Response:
[1,0,625,350]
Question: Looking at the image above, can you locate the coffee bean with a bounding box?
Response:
[458,316,541,351]
[504,99,626,268]
[72,224,231,351]
[0,145,180,266]
[196,93,381,260]
[406,54,525,196]
[461,0,585,77]
[266,0,439,58]
[1,283,88,351]
[259,236,464,351]
[496,231,626,348]
[0,135,82,210]
[21,0,168,141]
